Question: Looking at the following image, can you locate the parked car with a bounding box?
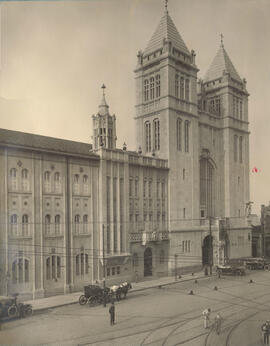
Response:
[216,264,246,276]
[0,294,32,319]
[244,257,270,270]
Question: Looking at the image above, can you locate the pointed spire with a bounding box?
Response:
[204,39,242,83]
[165,0,168,13]
[144,9,190,56]
[98,84,109,116]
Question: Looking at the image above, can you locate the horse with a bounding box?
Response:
[109,282,132,301]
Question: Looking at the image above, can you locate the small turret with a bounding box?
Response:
[92,85,117,150]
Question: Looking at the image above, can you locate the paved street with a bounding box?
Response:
[1,271,270,346]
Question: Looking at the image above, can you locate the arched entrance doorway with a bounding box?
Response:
[202,235,213,266]
[144,247,152,277]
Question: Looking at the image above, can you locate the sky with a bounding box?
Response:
[0,0,269,214]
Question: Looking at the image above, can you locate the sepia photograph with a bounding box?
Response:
[0,0,269,345]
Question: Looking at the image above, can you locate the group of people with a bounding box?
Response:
[202,308,222,334]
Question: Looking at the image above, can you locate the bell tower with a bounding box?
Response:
[92,84,117,150]
[134,4,200,231]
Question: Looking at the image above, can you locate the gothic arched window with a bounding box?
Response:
[200,159,214,218]
[83,214,88,233]
[44,171,51,193]
[21,169,29,191]
[10,168,17,190]
[83,175,88,194]
[46,256,61,280]
[55,215,61,235]
[180,77,184,99]
[54,172,61,193]
[75,214,80,234]
[12,258,29,284]
[76,253,89,276]
[45,214,51,235]
[73,174,80,194]
[10,214,18,236]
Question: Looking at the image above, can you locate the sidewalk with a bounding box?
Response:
[25,271,206,313]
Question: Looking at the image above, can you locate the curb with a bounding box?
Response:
[32,273,212,314]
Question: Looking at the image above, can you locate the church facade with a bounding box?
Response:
[0,7,251,298]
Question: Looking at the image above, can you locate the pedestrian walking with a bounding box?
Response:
[261,320,270,345]
[214,313,222,334]
[202,308,211,329]
[109,302,115,326]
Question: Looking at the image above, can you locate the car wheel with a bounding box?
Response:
[8,305,17,318]
[79,295,87,305]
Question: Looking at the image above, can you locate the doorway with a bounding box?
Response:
[144,247,152,277]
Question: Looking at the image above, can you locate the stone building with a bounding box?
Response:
[0,5,252,298]
[134,6,251,272]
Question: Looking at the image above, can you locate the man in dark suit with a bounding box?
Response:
[109,302,115,326]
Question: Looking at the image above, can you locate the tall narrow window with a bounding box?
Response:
[143,179,147,198]
[10,168,17,190]
[44,171,51,193]
[234,135,238,162]
[54,172,61,193]
[12,258,30,283]
[154,119,160,151]
[145,121,151,152]
[73,174,80,194]
[83,214,88,233]
[240,101,243,120]
[129,178,133,197]
[45,214,51,235]
[236,98,239,118]
[144,79,149,101]
[161,181,165,199]
[46,256,61,280]
[55,215,60,235]
[83,175,88,194]
[200,159,214,218]
[177,118,182,151]
[150,77,155,100]
[184,120,190,153]
[148,180,152,198]
[239,136,243,163]
[156,181,160,199]
[185,79,190,101]
[135,179,138,198]
[175,74,179,97]
[11,214,18,236]
[21,169,29,191]
[180,77,184,99]
[75,214,80,234]
[155,74,160,98]
[22,214,29,236]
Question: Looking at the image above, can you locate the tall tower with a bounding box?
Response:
[198,37,250,219]
[134,5,200,232]
[92,85,117,150]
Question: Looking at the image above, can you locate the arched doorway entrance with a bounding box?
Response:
[202,235,213,266]
[144,247,152,277]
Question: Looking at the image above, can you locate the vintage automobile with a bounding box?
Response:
[244,258,270,270]
[216,264,246,276]
[0,294,33,319]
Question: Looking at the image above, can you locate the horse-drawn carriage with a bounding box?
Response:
[78,282,132,307]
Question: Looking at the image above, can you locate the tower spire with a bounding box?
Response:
[165,0,168,13]
[220,33,224,48]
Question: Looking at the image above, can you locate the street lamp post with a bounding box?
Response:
[102,224,106,307]
[209,216,213,275]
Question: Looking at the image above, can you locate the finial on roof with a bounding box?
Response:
[101,84,106,95]
[165,0,168,13]
[220,33,224,48]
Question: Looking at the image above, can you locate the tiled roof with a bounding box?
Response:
[204,45,242,83]
[144,11,190,56]
[0,128,97,158]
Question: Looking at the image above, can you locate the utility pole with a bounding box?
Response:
[174,254,178,281]
[102,224,106,307]
[209,216,213,275]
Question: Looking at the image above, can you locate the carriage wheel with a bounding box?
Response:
[79,295,87,305]
[88,296,97,307]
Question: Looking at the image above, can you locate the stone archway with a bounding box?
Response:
[202,235,213,266]
[144,247,152,277]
